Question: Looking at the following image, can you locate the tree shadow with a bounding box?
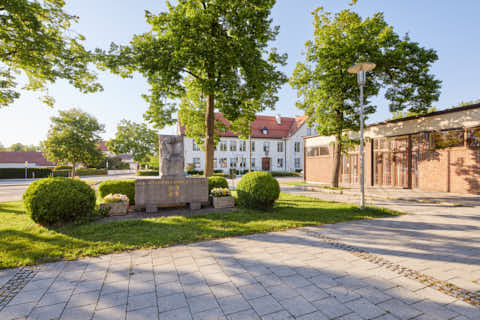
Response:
[0,202,25,215]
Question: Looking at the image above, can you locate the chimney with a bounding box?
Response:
[275,114,281,125]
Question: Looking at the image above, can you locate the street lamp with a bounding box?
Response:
[348,62,376,209]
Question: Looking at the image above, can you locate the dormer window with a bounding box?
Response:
[261,127,269,135]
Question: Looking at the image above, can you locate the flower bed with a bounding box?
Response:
[211,188,235,209]
[100,194,129,216]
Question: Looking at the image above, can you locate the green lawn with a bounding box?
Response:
[0,193,400,269]
[280,182,345,190]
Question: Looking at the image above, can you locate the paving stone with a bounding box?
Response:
[280,275,311,288]
[37,290,73,307]
[127,306,159,320]
[261,310,294,319]
[269,266,297,277]
[344,298,385,319]
[0,302,36,319]
[101,280,129,296]
[29,302,66,320]
[60,304,96,320]
[127,292,156,312]
[96,291,128,310]
[217,294,251,315]
[66,290,101,309]
[158,293,188,313]
[309,275,338,289]
[353,286,392,305]
[209,282,239,299]
[255,274,282,288]
[75,280,104,294]
[229,273,257,287]
[8,288,46,305]
[296,311,328,320]
[227,309,260,320]
[238,284,269,300]
[266,284,298,301]
[248,295,284,316]
[445,300,480,319]
[128,280,156,297]
[187,293,219,314]
[92,305,126,320]
[278,295,316,317]
[193,308,226,320]
[312,297,353,319]
[378,298,423,319]
[296,285,329,302]
[411,301,459,320]
[325,286,361,303]
[182,282,212,298]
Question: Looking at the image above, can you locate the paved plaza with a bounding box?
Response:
[0,186,479,319]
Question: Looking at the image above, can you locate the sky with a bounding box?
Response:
[1,0,479,147]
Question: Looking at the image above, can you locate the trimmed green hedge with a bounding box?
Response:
[52,168,107,177]
[136,170,159,176]
[270,171,300,177]
[236,172,280,210]
[208,176,228,193]
[23,177,96,225]
[0,168,52,179]
[98,180,135,205]
[213,173,228,178]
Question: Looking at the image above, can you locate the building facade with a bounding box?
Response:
[180,114,315,173]
[304,104,480,195]
[0,152,54,169]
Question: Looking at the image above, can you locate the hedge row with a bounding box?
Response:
[136,170,159,176]
[53,168,107,177]
[0,168,52,179]
[98,180,135,205]
[270,171,300,177]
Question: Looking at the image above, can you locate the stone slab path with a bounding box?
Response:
[1,225,479,319]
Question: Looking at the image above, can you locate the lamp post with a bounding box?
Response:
[348,62,376,209]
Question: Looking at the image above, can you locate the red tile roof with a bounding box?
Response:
[0,152,54,166]
[179,114,307,139]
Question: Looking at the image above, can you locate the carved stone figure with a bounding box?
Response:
[158,135,185,179]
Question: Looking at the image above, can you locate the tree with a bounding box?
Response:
[107,120,159,164]
[99,0,287,176]
[290,8,441,187]
[8,143,40,152]
[42,108,105,176]
[0,0,102,107]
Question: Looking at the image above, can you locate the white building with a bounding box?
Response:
[179,113,315,173]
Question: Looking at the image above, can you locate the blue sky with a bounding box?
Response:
[1,0,479,146]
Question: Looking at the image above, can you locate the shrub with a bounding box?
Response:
[54,165,72,171]
[213,172,228,178]
[98,180,135,205]
[136,170,159,176]
[208,176,228,193]
[76,168,107,176]
[23,177,96,225]
[270,171,300,177]
[0,168,52,179]
[236,172,280,210]
[187,169,204,175]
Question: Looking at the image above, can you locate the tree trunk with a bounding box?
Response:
[204,95,215,177]
[331,131,342,187]
[71,162,76,178]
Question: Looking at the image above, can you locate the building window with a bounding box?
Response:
[295,158,301,169]
[277,158,284,168]
[251,141,255,152]
[239,141,247,152]
[219,142,227,151]
[307,145,329,157]
[307,127,312,136]
[251,158,256,168]
[213,158,217,168]
[261,127,269,135]
[230,158,237,168]
[193,158,200,169]
[239,157,247,168]
[467,127,480,147]
[431,130,465,149]
[230,141,237,151]
[263,142,270,153]
[294,142,301,152]
[192,141,201,151]
[220,158,228,168]
[277,142,283,153]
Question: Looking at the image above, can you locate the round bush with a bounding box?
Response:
[208,176,228,193]
[23,177,96,225]
[236,172,280,210]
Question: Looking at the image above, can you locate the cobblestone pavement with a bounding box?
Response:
[1,226,480,319]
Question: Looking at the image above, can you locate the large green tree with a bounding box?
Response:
[42,108,105,176]
[107,120,159,164]
[290,8,441,187]
[0,0,102,107]
[99,0,287,176]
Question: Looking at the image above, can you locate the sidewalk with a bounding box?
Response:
[292,184,480,207]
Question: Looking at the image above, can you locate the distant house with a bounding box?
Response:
[98,141,138,170]
[179,113,315,173]
[0,152,55,169]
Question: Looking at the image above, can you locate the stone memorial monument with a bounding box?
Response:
[135,135,208,212]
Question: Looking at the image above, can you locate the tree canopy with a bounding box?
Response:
[6,143,40,152]
[107,120,158,164]
[99,0,287,176]
[42,108,105,176]
[290,7,441,186]
[0,0,102,107]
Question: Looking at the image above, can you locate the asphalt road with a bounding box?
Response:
[0,174,136,202]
